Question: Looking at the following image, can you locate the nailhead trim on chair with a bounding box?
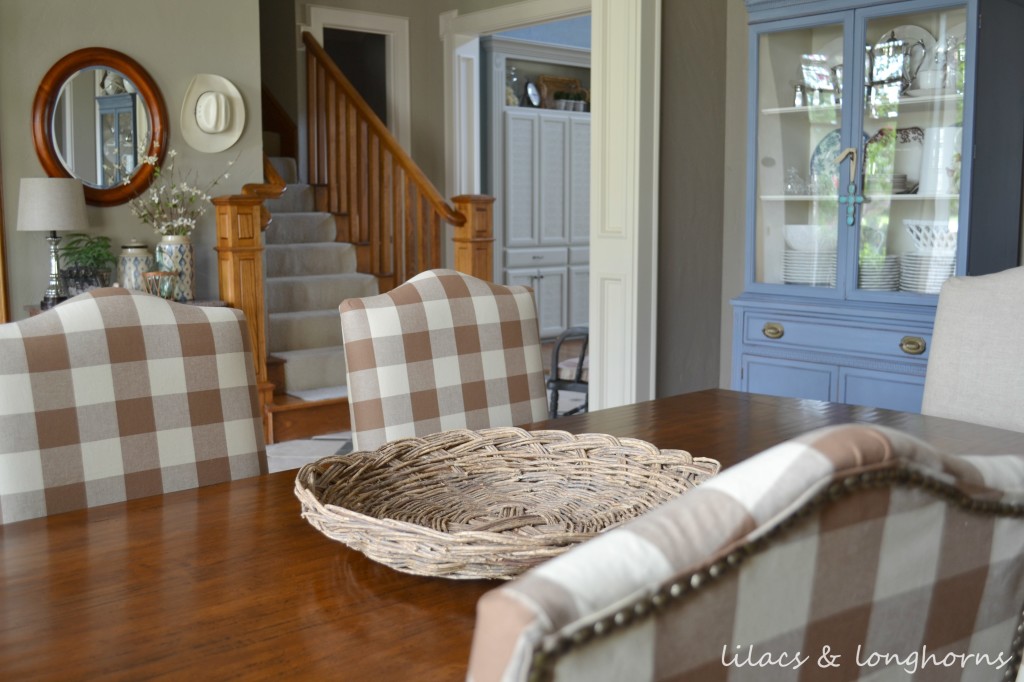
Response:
[526,465,1024,682]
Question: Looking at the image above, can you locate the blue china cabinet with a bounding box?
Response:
[732,0,1024,412]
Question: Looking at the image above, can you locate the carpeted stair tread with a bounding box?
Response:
[266,273,378,313]
[264,242,359,277]
[264,212,337,244]
[275,346,348,392]
[268,309,345,352]
[265,183,315,214]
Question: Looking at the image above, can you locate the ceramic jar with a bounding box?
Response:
[154,234,195,302]
[117,240,155,292]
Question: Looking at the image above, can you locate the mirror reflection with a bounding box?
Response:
[52,67,152,189]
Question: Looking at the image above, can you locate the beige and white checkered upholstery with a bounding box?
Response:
[923,265,1024,432]
[0,288,266,525]
[468,424,1024,681]
[340,269,548,451]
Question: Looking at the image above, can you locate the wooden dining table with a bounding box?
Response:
[4,388,1024,679]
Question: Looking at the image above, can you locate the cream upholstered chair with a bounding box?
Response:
[468,424,1024,681]
[340,269,548,451]
[0,288,266,525]
[922,265,1024,432]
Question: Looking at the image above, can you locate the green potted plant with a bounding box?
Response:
[59,233,117,296]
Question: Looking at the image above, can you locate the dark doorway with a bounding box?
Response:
[323,28,388,125]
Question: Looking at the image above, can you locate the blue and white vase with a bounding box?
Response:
[117,240,155,292]
[154,234,195,302]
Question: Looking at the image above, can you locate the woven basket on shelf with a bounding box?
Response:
[294,427,720,580]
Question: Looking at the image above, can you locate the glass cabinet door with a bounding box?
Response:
[753,21,846,290]
[855,5,967,295]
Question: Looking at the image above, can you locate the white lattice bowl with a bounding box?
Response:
[903,219,958,253]
[785,224,838,252]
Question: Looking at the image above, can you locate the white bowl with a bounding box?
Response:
[785,224,838,252]
[902,219,958,253]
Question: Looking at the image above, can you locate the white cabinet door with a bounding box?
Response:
[507,267,568,339]
[538,114,569,245]
[569,117,590,245]
[504,111,538,247]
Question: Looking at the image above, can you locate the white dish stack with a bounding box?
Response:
[900,219,958,293]
[859,255,900,291]
[899,253,956,293]
[783,224,837,286]
[784,251,837,286]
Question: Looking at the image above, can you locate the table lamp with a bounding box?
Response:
[17,178,89,309]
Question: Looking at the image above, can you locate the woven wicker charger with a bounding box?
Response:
[295,427,720,580]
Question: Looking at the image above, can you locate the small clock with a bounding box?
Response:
[522,81,541,107]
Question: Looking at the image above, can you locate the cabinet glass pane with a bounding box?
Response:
[857,6,967,295]
[755,24,843,289]
[118,111,135,180]
[100,112,118,187]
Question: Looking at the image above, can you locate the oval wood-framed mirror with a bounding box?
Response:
[32,47,168,207]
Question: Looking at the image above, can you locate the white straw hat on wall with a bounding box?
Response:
[180,74,245,153]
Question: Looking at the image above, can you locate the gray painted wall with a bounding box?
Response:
[655,0,728,397]
[0,0,264,316]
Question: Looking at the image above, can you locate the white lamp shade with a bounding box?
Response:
[16,178,89,233]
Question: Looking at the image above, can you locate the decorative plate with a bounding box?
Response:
[810,129,870,193]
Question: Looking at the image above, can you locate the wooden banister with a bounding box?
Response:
[303,31,490,285]
[213,154,286,438]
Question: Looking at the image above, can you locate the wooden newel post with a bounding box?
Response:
[451,194,495,282]
[212,195,273,438]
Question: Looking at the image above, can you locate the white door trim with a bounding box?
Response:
[303,5,411,153]
[589,0,661,408]
[440,0,660,410]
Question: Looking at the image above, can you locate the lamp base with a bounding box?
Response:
[40,230,69,311]
[40,294,67,311]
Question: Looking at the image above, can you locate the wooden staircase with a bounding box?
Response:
[212,32,495,443]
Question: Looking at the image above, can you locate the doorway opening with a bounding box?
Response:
[322,28,387,125]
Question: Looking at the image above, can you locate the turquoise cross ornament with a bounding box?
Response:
[838,182,864,226]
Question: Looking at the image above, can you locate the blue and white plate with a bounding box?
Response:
[810,129,870,192]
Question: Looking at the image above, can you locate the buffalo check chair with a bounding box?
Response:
[922,265,1024,432]
[0,288,266,525]
[340,269,548,451]
[468,424,1024,681]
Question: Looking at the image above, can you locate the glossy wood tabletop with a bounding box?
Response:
[4,389,1024,679]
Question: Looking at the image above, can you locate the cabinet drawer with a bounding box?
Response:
[506,247,569,268]
[743,313,931,361]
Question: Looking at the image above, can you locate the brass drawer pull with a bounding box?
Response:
[762,322,784,340]
[899,336,926,355]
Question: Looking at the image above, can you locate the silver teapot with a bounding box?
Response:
[869,31,927,94]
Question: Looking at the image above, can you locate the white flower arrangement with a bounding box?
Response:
[128,148,233,237]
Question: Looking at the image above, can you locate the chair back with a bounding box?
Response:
[340,269,548,450]
[468,424,1024,681]
[0,288,266,525]
[922,265,1024,431]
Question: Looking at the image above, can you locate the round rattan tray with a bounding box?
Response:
[294,427,720,580]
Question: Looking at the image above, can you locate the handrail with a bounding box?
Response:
[303,31,490,285]
[303,31,464,228]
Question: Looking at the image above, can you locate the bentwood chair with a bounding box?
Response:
[922,265,1024,432]
[546,326,589,418]
[0,288,266,525]
[339,269,548,451]
[468,424,1024,681]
